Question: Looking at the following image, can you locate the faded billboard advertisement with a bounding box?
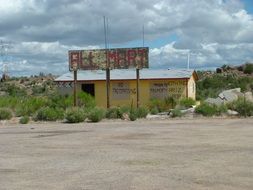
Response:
[69,47,149,70]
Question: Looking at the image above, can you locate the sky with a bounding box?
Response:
[0,0,253,76]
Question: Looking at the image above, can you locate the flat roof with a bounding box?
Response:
[55,69,196,82]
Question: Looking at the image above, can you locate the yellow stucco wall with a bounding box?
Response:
[187,75,196,100]
[79,79,189,108]
[57,76,196,108]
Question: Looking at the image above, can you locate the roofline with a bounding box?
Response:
[55,77,190,83]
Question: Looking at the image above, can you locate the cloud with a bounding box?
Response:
[0,0,253,75]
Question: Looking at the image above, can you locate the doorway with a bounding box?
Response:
[81,83,95,97]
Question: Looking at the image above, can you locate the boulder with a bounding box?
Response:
[245,92,253,102]
[227,109,239,116]
[205,97,224,106]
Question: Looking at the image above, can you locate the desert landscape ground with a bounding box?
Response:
[0,118,253,190]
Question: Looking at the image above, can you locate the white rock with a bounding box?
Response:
[227,109,239,116]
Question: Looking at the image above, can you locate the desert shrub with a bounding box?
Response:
[19,116,29,124]
[46,93,72,109]
[227,98,253,117]
[243,64,253,74]
[179,98,196,108]
[106,107,122,119]
[119,106,131,114]
[195,103,218,117]
[35,107,64,121]
[32,85,46,95]
[129,109,138,121]
[216,104,228,115]
[136,107,149,118]
[196,74,253,100]
[77,92,96,108]
[0,108,12,120]
[171,109,183,118]
[150,107,159,115]
[65,107,85,123]
[148,99,163,112]
[0,96,19,109]
[88,107,105,122]
[149,97,177,112]
[164,97,177,109]
[15,97,47,116]
[6,84,27,97]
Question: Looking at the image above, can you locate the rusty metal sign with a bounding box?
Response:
[69,50,82,71]
[69,47,149,71]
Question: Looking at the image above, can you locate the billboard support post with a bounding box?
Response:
[106,68,110,108]
[104,16,110,109]
[136,67,140,108]
[73,63,78,107]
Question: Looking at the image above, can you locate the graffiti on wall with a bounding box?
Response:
[150,81,186,99]
[69,47,149,71]
[112,82,136,100]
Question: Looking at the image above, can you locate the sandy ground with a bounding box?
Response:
[0,118,253,190]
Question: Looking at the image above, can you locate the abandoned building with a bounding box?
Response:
[55,69,198,108]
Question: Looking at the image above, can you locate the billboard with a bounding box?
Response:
[69,47,149,71]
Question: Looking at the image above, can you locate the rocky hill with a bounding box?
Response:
[0,74,57,96]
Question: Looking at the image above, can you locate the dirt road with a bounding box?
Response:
[0,118,253,190]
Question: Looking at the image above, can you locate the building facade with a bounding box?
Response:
[55,69,198,108]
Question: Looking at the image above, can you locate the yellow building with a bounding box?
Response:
[55,69,198,108]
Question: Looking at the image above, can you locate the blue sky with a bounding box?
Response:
[0,0,253,76]
[243,0,253,13]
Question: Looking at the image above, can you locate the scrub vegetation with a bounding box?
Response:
[196,73,253,100]
[0,68,253,123]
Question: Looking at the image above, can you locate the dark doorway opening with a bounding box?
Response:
[82,83,95,97]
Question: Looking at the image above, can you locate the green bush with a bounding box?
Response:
[19,116,30,124]
[150,107,159,115]
[136,107,149,118]
[119,106,131,114]
[6,84,27,97]
[15,97,47,117]
[216,104,228,115]
[243,64,253,74]
[195,103,218,117]
[32,85,46,95]
[179,98,196,108]
[227,98,253,116]
[171,109,183,118]
[106,107,122,119]
[0,96,19,109]
[129,109,138,121]
[0,108,12,120]
[164,97,177,109]
[46,93,72,109]
[35,107,64,121]
[77,92,96,108]
[88,107,105,122]
[65,107,85,123]
[149,97,177,112]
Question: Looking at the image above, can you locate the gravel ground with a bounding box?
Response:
[0,118,253,190]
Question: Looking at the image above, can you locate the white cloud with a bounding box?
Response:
[0,0,253,75]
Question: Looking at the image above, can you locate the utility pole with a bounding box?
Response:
[187,51,190,70]
[104,16,110,109]
[0,40,12,80]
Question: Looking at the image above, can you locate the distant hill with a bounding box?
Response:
[0,74,56,96]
